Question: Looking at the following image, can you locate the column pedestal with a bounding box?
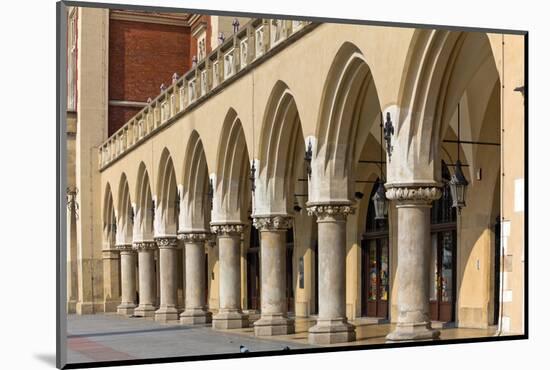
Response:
[179,232,212,324]
[117,244,137,315]
[385,186,441,342]
[307,204,355,345]
[252,216,295,336]
[155,237,179,323]
[210,224,248,329]
[133,241,157,317]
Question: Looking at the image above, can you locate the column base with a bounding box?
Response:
[75,302,95,315]
[180,308,212,324]
[212,310,249,329]
[308,318,356,344]
[134,304,156,317]
[155,306,179,323]
[254,315,295,336]
[386,322,440,342]
[117,303,136,316]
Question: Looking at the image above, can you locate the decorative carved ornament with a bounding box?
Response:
[210,224,244,236]
[306,204,355,220]
[177,232,211,243]
[132,241,157,251]
[252,215,292,231]
[115,243,133,251]
[385,186,442,204]
[154,237,179,249]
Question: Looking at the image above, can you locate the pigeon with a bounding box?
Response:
[282,346,290,351]
[240,345,249,353]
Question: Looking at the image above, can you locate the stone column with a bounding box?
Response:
[179,232,212,324]
[154,237,179,322]
[307,204,356,344]
[117,244,137,315]
[102,248,121,312]
[133,241,157,317]
[211,224,249,329]
[252,216,295,336]
[385,186,442,341]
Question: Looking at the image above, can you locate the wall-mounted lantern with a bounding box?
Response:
[174,190,180,216]
[304,139,312,178]
[250,162,256,192]
[129,206,134,224]
[383,112,394,162]
[372,179,388,220]
[449,159,468,213]
[373,112,388,220]
[208,179,214,210]
[449,104,469,214]
[150,199,156,219]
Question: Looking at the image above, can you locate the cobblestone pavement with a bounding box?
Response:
[66,313,316,364]
[67,314,502,364]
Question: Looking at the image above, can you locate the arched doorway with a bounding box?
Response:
[361,178,389,319]
[429,162,457,323]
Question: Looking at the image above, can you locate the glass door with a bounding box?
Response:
[362,238,389,318]
[429,230,456,322]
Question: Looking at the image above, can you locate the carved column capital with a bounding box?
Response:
[154,237,179,249]
[306,204,355,221]
[210,223,244,236]
[115,243,133,252]
[252,215,293,231]
[177,232,211,243]
[385,185,442,207]
[132,241,157,251]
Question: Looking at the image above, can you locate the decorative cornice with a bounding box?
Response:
[306,204,355,220]
[110,10,192,27]
[191,21,207,37]
[177,232,211,243]
[252,216,292,231]
[154,237,179,249]
[210,224,244,236]
[132,241,157,251]
[115,243,133,251]
[385,186,442,205]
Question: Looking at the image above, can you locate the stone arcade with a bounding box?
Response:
[67,7,525,346]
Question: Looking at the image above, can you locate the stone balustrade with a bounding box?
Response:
[98,18,311,170]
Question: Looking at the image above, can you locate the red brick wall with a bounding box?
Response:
[108,107,142,135]
[108,19,192,135]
